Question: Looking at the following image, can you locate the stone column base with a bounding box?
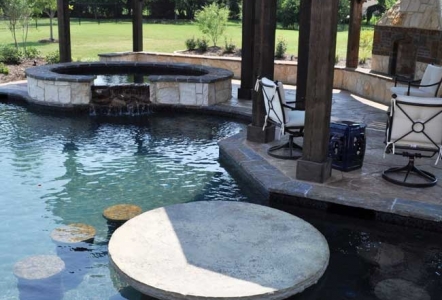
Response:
[296,158,332,183]
[237,88,253,100]
[247,124,275,143]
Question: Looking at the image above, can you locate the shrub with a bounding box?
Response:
[0,45,22,64]
[275,37,287,59]
[0,62,9,75]
[224,38,236,53]
[24,47,41,59]
[197,38,208,52]
[195,3,230,47]
[185,37,197,50]
[45,51,60,64]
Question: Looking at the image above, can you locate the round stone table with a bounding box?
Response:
[109,201,329,300]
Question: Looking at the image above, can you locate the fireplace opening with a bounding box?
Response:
[389,37,416,79]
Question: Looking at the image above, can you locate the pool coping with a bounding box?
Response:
[24,61,234,84]
[218,131,442,232]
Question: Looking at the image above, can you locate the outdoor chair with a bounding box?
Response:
[390,64,442,98]
[383,94,442,187]
[256,77,305,159]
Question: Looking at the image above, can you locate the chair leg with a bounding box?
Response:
[382,157,437,188]
[267,135,302,160]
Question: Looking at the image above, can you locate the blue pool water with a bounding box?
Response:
[1,102,442,300]
[0,103,257,299]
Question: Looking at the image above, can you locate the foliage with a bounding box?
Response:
[277,0,300,29]
[24,47,41,59]
[194,3,229,47]
[196,37,208,52]
[0,44,22,64]
[337,0,351,24]
[34,0,57,41]
[224,38,235,53]
[275,37,287,59]
[359,30,374,64]
[1,0,33,50]
[0,62,9,75]
[45,50,59,64]
[185,37,197,50]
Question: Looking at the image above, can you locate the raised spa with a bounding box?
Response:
[25,62,233,110]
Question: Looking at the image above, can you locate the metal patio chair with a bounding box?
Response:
[256,77,305,159]
[390,64,442,98]
[383,94,442,187]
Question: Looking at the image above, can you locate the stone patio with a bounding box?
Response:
[218,80,442,229]
[1,79,441,230]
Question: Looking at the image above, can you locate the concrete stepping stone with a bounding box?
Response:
[103,204,142,223]
[109,201,330,300]
[374,278,430,300]
[50,223,96,244]
[14,255,65,299]
[358,243,405,267]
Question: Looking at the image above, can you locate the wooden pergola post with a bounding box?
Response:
[132,0,143,52]
[346,0,364,68]
[246,0,278,143]
[294,0,311,110]
[57,0,71,62]
[296,0,340,183]
[238,0,255,100]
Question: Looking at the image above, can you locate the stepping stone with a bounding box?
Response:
[103,204,142,223]
[109,201,330,300]
[14,255,65,299]
[374,279,430,300]
[358,243,405,267]
[50,223,96,244]
[14,255,65,280]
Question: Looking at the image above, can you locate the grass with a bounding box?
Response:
[0,19,368,61]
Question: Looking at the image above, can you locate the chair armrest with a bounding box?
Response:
[409,81,441,88]
[394,76,420,87]
[282,103,296,110]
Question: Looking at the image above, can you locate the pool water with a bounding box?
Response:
[0,104,256,299]
[1,103,441,300]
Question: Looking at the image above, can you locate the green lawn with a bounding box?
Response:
[0,19,366,61]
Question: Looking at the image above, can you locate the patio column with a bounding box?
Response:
[346,0,364,68]
[296,0,339,183]
[132,0,143,52]
[295,0,311,110]
[57,0,71,62]
[246,0,277,143]
[238,0,255,100]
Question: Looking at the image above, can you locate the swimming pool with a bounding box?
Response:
[0,102,441,300]
[0,103,258,299]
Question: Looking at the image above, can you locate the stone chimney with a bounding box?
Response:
[371,0,442,78]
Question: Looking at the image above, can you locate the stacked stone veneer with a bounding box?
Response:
[100,52,395,105]
[25,62,233,108]
[372,0,442,78]
[26,75,92,107]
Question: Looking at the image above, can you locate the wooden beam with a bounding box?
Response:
[296,0,339,183]
[346,0,363,68]
[246,0,277,143]
[132,0,143,52]
[238,0,255,100]
[57,0,71,62]
[295,0,311,110]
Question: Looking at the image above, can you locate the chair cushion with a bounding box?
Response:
[390,86,434,98]
[419,64,442,96]
[285,110,305,127]
[389,95,442,150]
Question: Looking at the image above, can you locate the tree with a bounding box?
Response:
[277,0,300,29]
[35,0,57,41]
[194,3,229,47]
[2,0,32,48]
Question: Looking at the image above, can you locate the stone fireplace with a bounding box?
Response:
[371,0,442,79]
